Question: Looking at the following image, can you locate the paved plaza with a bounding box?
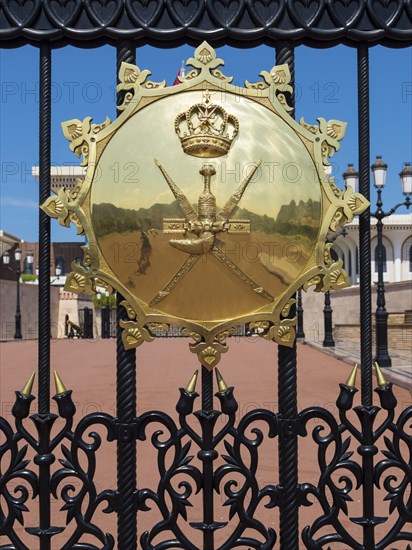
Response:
[306,339,411,392]
[1,338,411,548]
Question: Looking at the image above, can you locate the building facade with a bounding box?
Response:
[334,214,412,284]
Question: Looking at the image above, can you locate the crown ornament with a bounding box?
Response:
[175,91,239,158]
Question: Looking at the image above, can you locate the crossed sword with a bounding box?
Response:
[149,160,274,307]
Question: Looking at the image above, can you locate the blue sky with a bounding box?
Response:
[0,44,411,242]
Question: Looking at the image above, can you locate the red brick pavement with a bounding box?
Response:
[0,338,411,548]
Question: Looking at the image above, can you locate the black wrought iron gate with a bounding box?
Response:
[1,3,411,549]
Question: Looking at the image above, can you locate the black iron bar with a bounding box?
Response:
[357,43,378,550]
[201,366,214,549]
[116,42,137,550]
[33,43,53,550]
[38,43,52,414]
[296,289,305,340]
[201,366,213,412]
[357,44,373,408]
[276,41,299,550]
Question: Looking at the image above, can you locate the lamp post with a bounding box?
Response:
[370,157,411,368]
[97,290,110,339]
[322,227,348,348]
[53,265,62,284]
[296,289,305,340]
[3,249,34,339]
[322,290,334,347]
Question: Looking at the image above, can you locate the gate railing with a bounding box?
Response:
[1,2,411,549]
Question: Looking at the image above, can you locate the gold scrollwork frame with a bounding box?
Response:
[41,42,368,369]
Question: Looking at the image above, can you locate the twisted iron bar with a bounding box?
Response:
[201,366,214,412]
[38,43,51,415]
[276,41,299,550]
[275,41,295,119]
[277,340,299,550]
[116,294,137,550]
[357,44,373,408]
[115,41,138,550]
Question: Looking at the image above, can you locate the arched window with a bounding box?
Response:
[409,245,412,272]
[374,244,387,273]
[348,249,352,277]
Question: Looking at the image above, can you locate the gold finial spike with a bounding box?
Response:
[374,362,387,387]
[215,368,228,393]
[54,371,68,395]
[185,370,198,393]
[345,364,358,388]
[21,372,35,397]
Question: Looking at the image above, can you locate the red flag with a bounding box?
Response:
[173,60,186,85]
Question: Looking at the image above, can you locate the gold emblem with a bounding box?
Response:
[41,42,369,368]
[152,160,270,307]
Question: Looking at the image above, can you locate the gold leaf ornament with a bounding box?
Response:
[65,272,86,293]
[342,187,370,221]
[41,196,65,218]
[120,320,154,349]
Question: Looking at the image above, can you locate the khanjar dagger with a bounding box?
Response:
[149,160,273,307]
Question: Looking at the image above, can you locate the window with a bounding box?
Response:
[23,256,33,275]
[409,245,412,272]
[374,244,387,273]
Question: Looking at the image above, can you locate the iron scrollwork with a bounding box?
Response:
[1,364,412,548]
[299,364,412,549]
[136,370,279,549]
[0,373,117,550]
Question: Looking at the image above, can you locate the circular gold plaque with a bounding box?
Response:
[92,91,321,323]
[41,42,368,367]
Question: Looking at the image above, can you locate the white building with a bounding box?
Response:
[334,214,412,285]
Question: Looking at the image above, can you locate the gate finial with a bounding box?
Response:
[185,370,198,394]
[215,368,228,393]
[345,364,358,388]
[54,371,68,395]
[374,362,387,387]
[21,372,36,397]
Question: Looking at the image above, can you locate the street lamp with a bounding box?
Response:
[54,265,62,283]
[343,163,359,192]
[371,157,411,368]
[2,249,33,339]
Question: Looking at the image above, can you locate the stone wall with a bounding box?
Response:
[0,280,60,340]
[301,281,412,353]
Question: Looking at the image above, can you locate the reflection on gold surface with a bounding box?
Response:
[92,91,321,322]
